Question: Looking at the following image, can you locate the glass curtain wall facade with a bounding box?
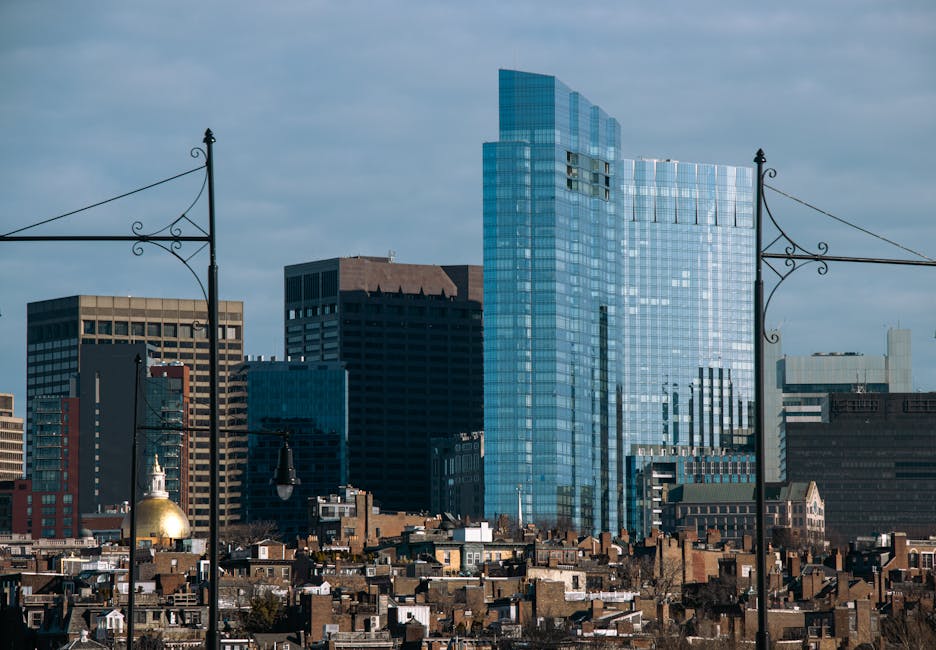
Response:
[484,70,754,533]
[240,359,348,540]
[620,160,755,453]
[484,70,622,532]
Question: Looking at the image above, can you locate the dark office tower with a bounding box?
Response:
[284,256,483,512]
[786,392,936,543]
[77,342,149,513]
[26,295,244,535]
[76,344,191,515]
[235,358,347,539]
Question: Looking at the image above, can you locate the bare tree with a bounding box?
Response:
[882,609,936,650]
[222,520,280,549]
[642,555,684,602]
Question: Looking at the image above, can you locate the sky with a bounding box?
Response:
[1,1,934,417]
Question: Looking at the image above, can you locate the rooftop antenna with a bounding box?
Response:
[387,249,396,263]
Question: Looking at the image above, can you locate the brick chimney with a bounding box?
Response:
[600,532,612,555]
[892,533,908,570]
[802,571,824,601]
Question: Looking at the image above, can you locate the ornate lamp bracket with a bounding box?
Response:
[129,146,210,303]
[759,166,830,344]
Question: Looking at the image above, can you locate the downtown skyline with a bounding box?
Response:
[2,2,935,417]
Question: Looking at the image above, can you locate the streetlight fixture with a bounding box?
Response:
[272,436,300,501]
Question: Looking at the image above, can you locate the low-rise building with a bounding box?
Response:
[309,486,434,554]
[664,481,824,544]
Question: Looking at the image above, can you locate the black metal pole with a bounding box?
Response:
[128,354,142,649]
[204,128,221,650]
[753,149,770,650]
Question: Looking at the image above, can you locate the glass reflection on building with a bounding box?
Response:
[483,70,753,533]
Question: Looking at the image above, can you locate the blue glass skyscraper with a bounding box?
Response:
[483,70,754,533]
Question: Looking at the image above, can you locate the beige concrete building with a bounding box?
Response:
[0,394,24,480]
[26,295,245,534]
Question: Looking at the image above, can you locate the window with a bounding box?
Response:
[164,323,178,337]
[115,321,129,335]
[922,553,934,569]
[97,321,112,335]
[147,323,161,337]
[83,320,95,334]
[131,322,145,336]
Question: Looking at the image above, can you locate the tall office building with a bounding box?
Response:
[765,327,911,482]
[786,392,936,542]
[147,364,190,509]
[26,295,244,534]
[0,394,24,480]
[483,70,754,533]
[30,396,80,538]
[283,256,483,511]
[71,344,190,516]
[236,358,348,539]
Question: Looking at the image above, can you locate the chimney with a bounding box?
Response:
[600,532,612,555]
[802,571,823,601]
[836,571,851,603]
[892,533,908,570]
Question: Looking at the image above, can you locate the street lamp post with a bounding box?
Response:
[128,354,143,648]
[2,129,221,649]
[753,149,770,650]
[751,149,936,650]
[204,129,222,650]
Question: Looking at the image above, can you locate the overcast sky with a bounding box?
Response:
[2,1,934,417]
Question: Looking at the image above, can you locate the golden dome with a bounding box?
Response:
[121,455,191,544]
[121,495,191,541]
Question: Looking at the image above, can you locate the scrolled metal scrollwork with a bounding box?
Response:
[760,167,831,341]
[126,148,211,302]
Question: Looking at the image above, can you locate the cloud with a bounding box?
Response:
[2,0,935,412]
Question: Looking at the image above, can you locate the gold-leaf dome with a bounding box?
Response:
[121,454,191,543]
[120,496,191,541]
